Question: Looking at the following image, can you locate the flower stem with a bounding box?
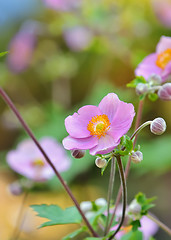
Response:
[104,157,116,235]
[108,155,127,240]
[0,88,98,238]
[147,213,171,236]
[107,99,144,233]
[11,191,29,240]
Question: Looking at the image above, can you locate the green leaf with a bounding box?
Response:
[120,230,143,240]
[127,76,146,88]
[31,204,82,228]
[148,93,158,102]
[0,51,8,57]
[62,226,88,240]
[131,220,141,231]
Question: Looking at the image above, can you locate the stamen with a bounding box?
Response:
[156,48,171,69]
[87,114,111,138]
[32,158,45,167]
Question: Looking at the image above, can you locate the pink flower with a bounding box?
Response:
[135,36,171,82]
[43,0,80,12]
[63,26,93,51]
[152,0,171,28]
[7,30,36,73]
[63,93,135,156]
[7,137,71,182]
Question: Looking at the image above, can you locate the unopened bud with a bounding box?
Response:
[71,149,85,159]
[158,83,171,101]
[128,199,141,215]
[136,83,148,95]
[131,151,143,163]
[148,74,162,85]
[150,117,166,135]
[80,201,92,212]
[8,181,23,196]
[95,157,107,168]
[95,198,107,207]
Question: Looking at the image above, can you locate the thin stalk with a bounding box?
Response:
[108,156,127,240]
[11,191,29,240]
[107,100,144,233]
[0,88,98,238]
[104,157,116,235]
[147,213,171,236]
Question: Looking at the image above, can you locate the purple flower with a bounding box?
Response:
[7,30,36,73]
[152,0,171,28]
[63,93,135,156]
[63,26,93,51]
[43,0,80,12]
[7,137,71,182]
[135,36,171,82]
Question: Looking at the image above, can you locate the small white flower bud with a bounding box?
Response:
[158,83,171,101]
[95,198,107,207]
[128,199,142,215]
[150,117,166,135]
[85,211,95,219]
[148,74,162,85]
[71,149,85,159]
[8,181,23,196]
[80,201,92,212]
[131,151,143,163]
[95,157,107,168]
[136,83,148,95]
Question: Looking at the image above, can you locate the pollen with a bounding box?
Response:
[87,114,111,138]
[32,158,45,167]
[156,48,171,69]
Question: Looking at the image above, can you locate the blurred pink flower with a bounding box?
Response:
[63,93,135,155]
[7,30,36,73]
[63,26,93,51]
[135,36,171,82]
[152,0,171,28]
[43,0,81,11]
[7,137,71,182]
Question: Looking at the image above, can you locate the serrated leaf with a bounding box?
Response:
[148,93,158,102]
[127,76,146,88]
[0,51,8,57]
[62,226,88,240]
[31,204,82,228]
[131,220,141,231]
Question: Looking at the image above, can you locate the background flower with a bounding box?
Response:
[63,93,135,155]
[7,137,71,182]
[135,36,171,82]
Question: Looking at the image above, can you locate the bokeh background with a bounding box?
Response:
[0,0,171,239]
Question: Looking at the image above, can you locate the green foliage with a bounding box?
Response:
[148,93,158,102]
[135,192,156,215]
[115,135,133,156]
[62,226,88,240]
[127,76,146,88]
[0,51,8,57]
[31,204,82,228]
[120,230,143,240]
[131,220,141,231]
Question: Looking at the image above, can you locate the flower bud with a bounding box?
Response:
[131,151,143,163]
[148,74,162,85]
[80,201,92,213]
[128,199,142,215]
[150,117,166,135]
[158,83,171,101]
[95,198,107,207]
[136,83,148,95]
[8,181,23,196]
[95,157,107,168]
[71,149,85,159]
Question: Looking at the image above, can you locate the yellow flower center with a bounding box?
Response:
[32,158,45,167]
[87,114,111,138]
[156,48,171,69]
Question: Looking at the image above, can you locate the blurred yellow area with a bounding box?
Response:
[0,170,102,240]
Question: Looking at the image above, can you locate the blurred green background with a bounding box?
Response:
[0,0,171,239]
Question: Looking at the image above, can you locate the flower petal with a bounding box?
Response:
[108,101,135,142]
[135,53,162,80]
[98,93,119,122]
[62,135,98,150]
[65,105,101,138]
[89,134,120,155]
[156,36,171,53]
